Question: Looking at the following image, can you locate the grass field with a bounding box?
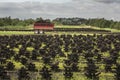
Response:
[0,25,120,35]
[0,31,34,35]
[0,25,33,30]
[54,25,120,32]
[1,25,120,31]
[0,31,111,36]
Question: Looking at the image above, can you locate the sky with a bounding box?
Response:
[0,0,71,3]
[0,0,120,21]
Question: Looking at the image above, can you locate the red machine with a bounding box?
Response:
[34,22,54,34]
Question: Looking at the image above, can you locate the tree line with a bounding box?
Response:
[0,16,120,30]
[0,16,35,27]
[0,17,51,27]
[53,18,120,30]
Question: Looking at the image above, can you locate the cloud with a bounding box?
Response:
[94,0,120,4]
[0,0,120,21]
[0,2,80,19]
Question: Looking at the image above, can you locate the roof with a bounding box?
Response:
[34,23,54,30]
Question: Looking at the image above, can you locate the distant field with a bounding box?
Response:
[91,26,120,32]
[0,25,120,35]
[55,25,87,28]
[0,31,34,35]
[55,25,120,32]
[0,25,33,30]
[0,31,99,35]
[0,25,120,31]
[0,25,87,30]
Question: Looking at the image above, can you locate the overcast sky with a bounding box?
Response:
[0,0,120,21]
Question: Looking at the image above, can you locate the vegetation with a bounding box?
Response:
[0,34,120,80]
[0,16,34,27]
[0,17,120,30]
[53,18,120,30]
[0,16,120,80]
[0,16,51,30]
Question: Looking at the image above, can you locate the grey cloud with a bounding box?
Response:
[0,2,80,19]
[93,0,120,4]
[0,0,120,21]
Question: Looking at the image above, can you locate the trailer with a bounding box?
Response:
[34,22,54,34]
